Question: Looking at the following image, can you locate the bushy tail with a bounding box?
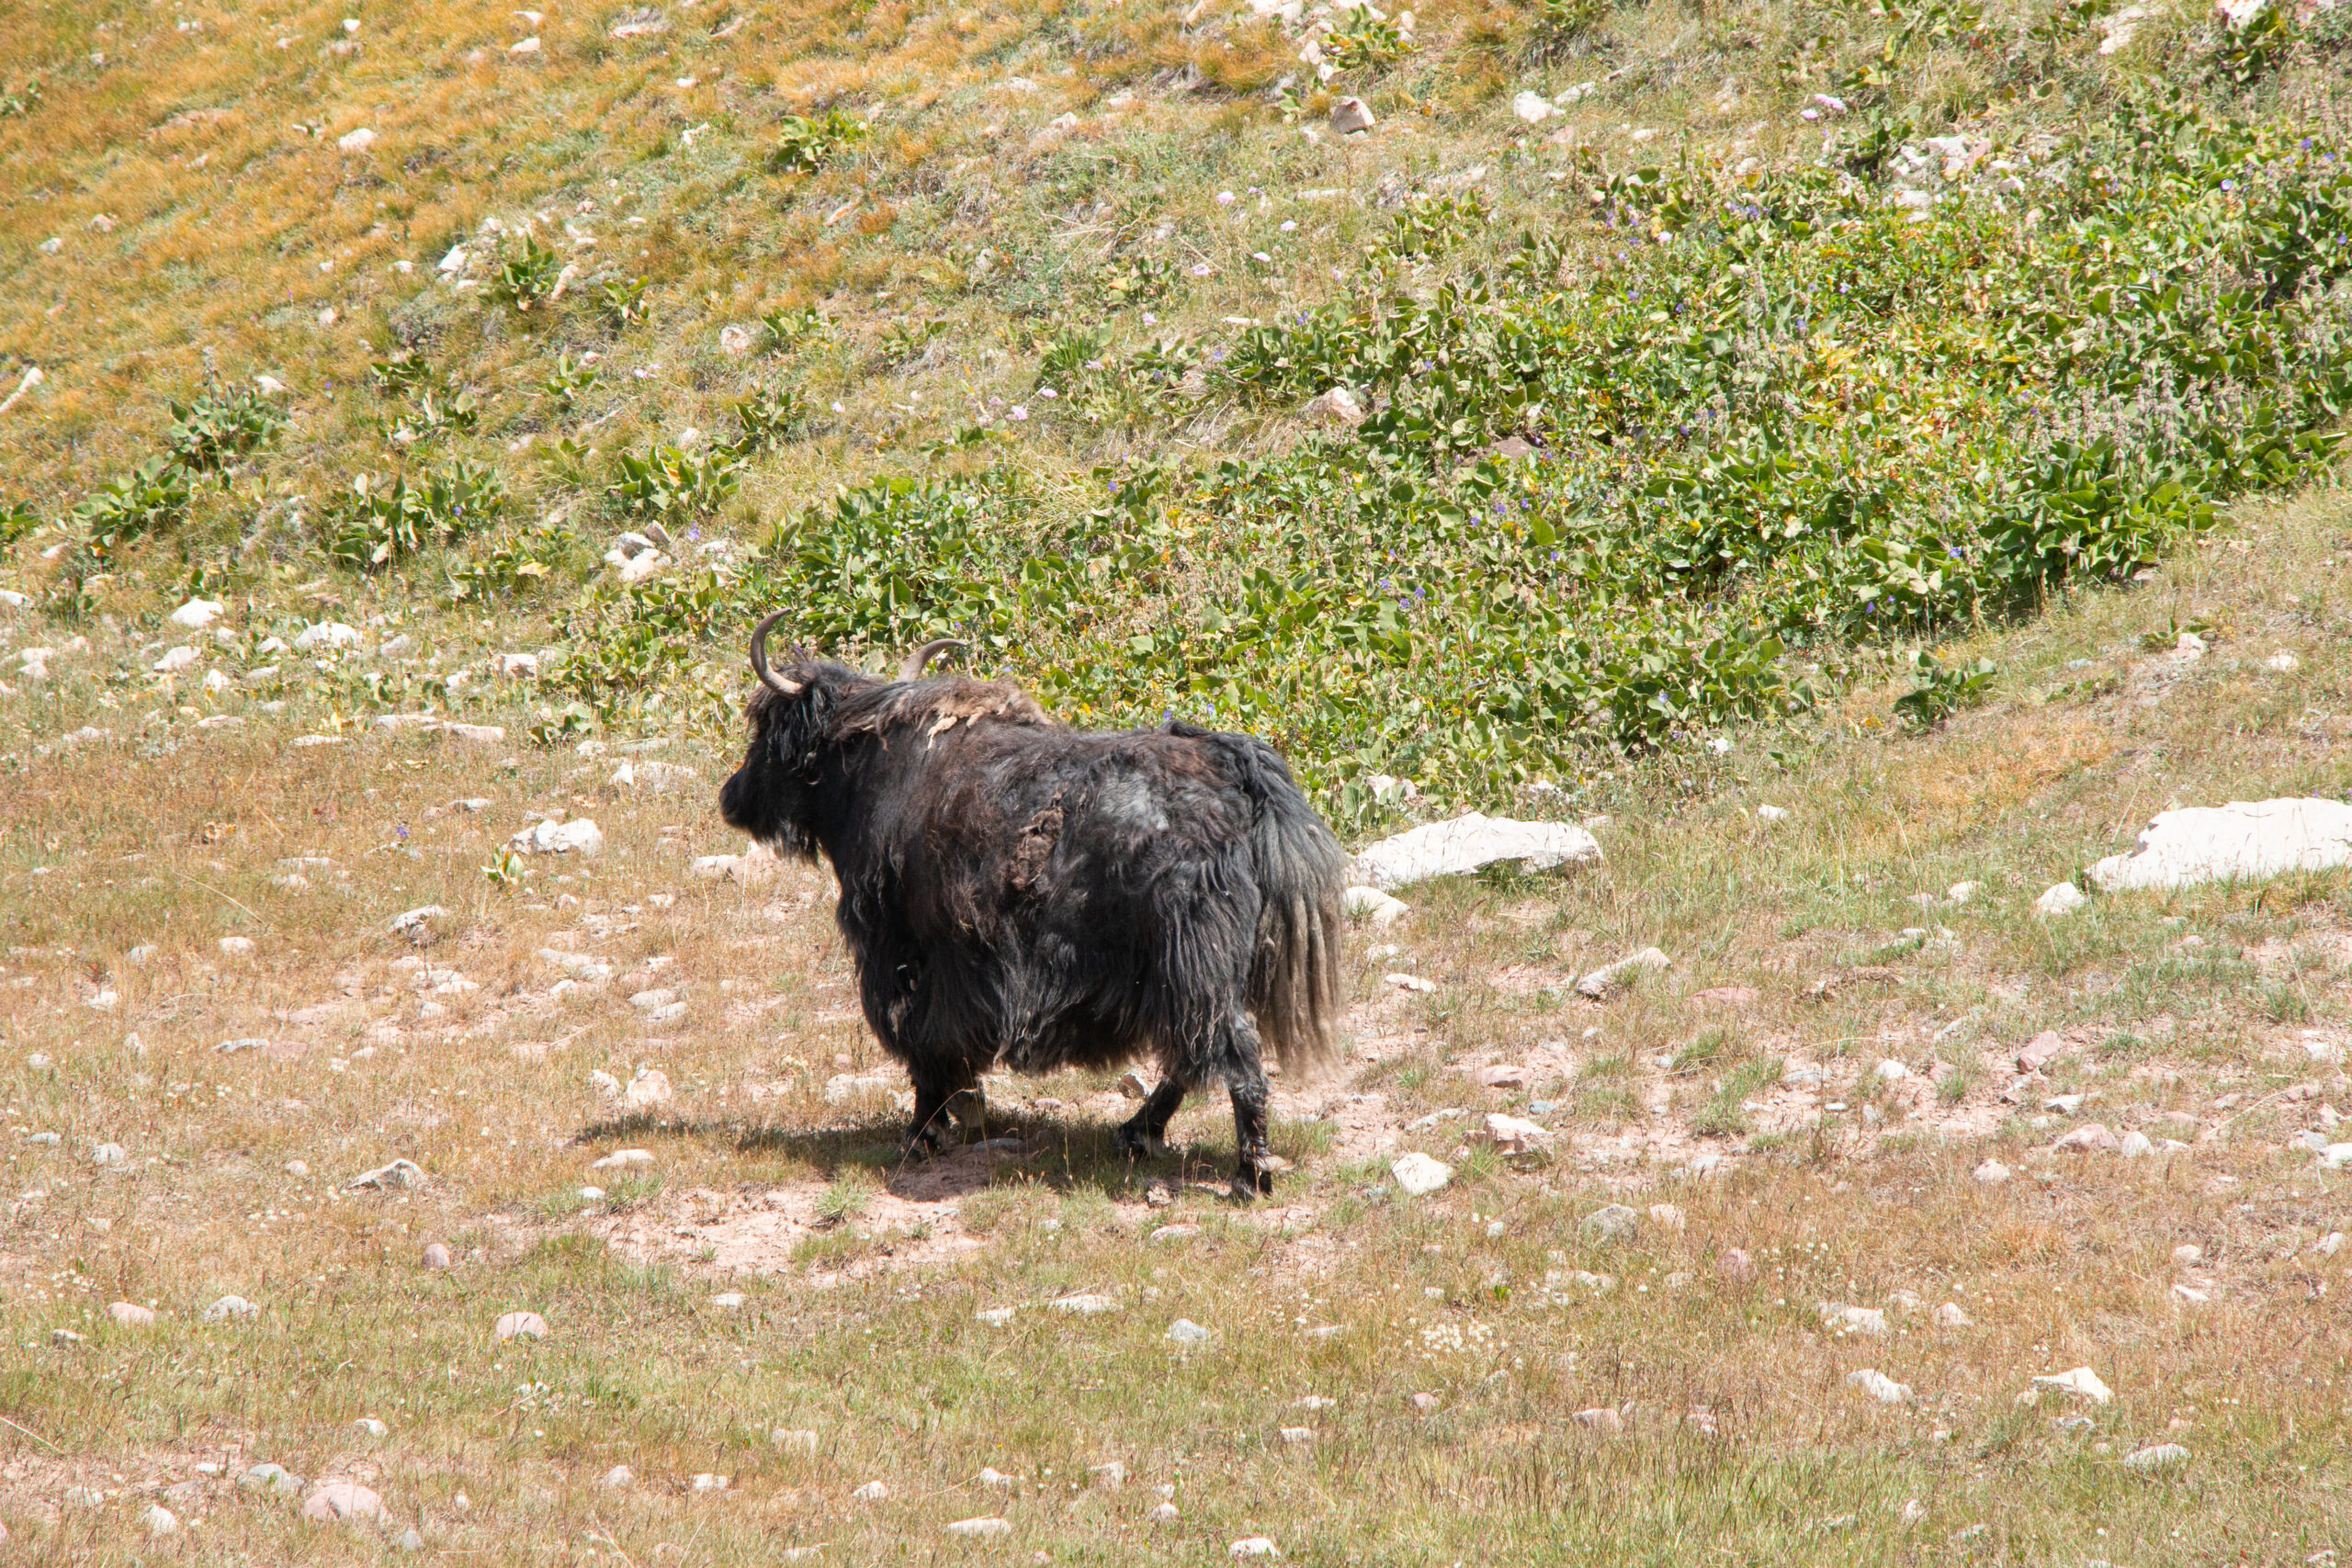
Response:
[1216,734,1347,1077]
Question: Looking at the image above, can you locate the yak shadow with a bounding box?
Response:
[573,1106,1233,1204]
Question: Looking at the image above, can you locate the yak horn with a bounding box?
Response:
[748,610,803,695]
[897,637,968,682]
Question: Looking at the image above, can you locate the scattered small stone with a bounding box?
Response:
[1050,1293,1116,1315]
[773,1429,820,1453]
[853,1480,889,1502]
[1935,1302,1973,1327]
[1572,1406,1625,1434]
[220,935,257,957]
[90,1142,128,1167]
[51,1327,85,1348]
[1821,1303,1889,1337]
[349,1158,428,1190]
[2051,1122,2120,1154]
[1329,96,1374,134]
[1089,1461,1128,1488]
[2315,1232,2344,1258]
[978,1467,1013,1489]
[397,1528,425,1551]
[592,1148,655,1169]
[713,1292,747,1310]
[1476,1063,1527,1089]
[1170,1318,1213,1346]
[948,1517,1012,1540]
[1148,1502,1180,1523]
[494,1310,549,1341]
[355,1417,389,1437]
[1410,1392,1441,1413]
[1847,1369,1911,1404]
[621,1067,673,1110]
[509,818,605,856]
[2033,882,2087,918]
[1304,387,1367,429]
[1716,1248,1756,1282]
[242,1462,301,1496]
[1973,1159,2011,1184]
[1385,972,1437,994]
[143,1503,180,1536]
[423,1242,454,1270]
[1483,1113,1551,1153]
[2031,1366,2113,1404]
[1277,1427,1314,1445]
[1576,946,1670,1000]
[976,1307,1016,1325]
[1755,804,1790,823]
[1900,1498,1928,1526]
[109,1301,155,1328]
[691,1473,729,1493]
[1391,1152,1453,1196]
[301,1481,384,1523]
[604,1465,635,1489]
[1230,1538,1282,1560]
[204,1294,259,1322]
[1583,1204,1640,1243]
[2122,1442,2190,1473]
[388,905,448,941]
[2119,1129,2154,1157]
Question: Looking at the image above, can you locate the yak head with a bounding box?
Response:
[716,611,967,857]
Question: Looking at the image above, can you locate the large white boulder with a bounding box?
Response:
[1346,813,1601,891]
[2087,798,2352,893]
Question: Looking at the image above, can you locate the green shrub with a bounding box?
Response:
[328,461,508,571]
[769,108,867,175]
[72,458,191,558]
[493,231,563,312]
[164,386,287,481]
[605,442,741,520]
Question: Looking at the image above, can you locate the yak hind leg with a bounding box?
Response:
[1114,1077,1186,1161]
[901,1059,978,1159]
[1219,1017,1277,1201]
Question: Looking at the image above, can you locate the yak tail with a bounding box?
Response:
[1222,734,1347,1077]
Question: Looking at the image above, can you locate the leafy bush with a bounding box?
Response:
[769,108,867,174]
[759,304,830,347]
[1529,0,1608,60]
[1,499,40,546]
[72,458,191,558]
[1894,652,1998,731]
[0,78,42,118]
[1321,6,1414,72]
[447,516,579,603]
[369,353,435,397]
[493,231,564,312]
[728,382,802,454]
[165,387,287,481]
[328,461,508,571]
[542,352,601,407]
[601,276,651,329]
[605,443,741,520]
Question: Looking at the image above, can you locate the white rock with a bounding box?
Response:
[494,1310,549,1341]
[1385,972,1436,994]
[301,1481,384,1522]
[242,1462,302,1496]
[423,1242,453,1269]
[852,1480,889,1502]
[1349,813,1601,890]
[712,1292,747,1310]
[2321,1143,2352,1171]
[348,1158,428,1190]
[2032,1366,2113,1404]
[1170,1318,1213,1345]
[337,126,377,152]
[1089,1461,1128,1488]
[2119,1130,2154,1158]
[1391,1152,1453,1196]
[444,722,505,744]
[355,1417,389,1437]
[773,1428,820,1452]
[975,1307,1015,1325]
[1483,1113,1552,1153]
[510,818,604,856]
[591,1148,654,1169]
[90,1142,128,1167]
[203,1294,259,1322]
[1329,96,1374,134]
[2313,1232,2345,1258]
[1935,1302,1973,1326]
[1973,1159,2010,1184]
[1847,1369,1912,1404]
[948,1517,1012,1539]
[2052,1122,2120,1154]
[2033,882,2087,917]
[1575,946,1669,1000]
[1303,386,1364,427]
[143,1504,180,1536]
[2123,1442,2190,1472]
[1340,886,1410,931]
[1511,89,1554,123]
[1873,1059,1908,1084]
[1231,1538,1282,1559]
[2089,798,2352,893]
[691,1472,729,1493]
[718,323,755,355]
[618,1067,673,1110]
[616,548,669,584]
[169,598,226,629]
[1755,804,1791,822]
[603,1465,635,1489]
[294,621,362,651]
[1050,1293,1117,1315]
[110,1301,156,1327]
[388,905,447,939]
[511,34,542,51]
[1821,1303,1889,1337]
[153,645,199,673]
[1278,1426,1314,1444]
[1150,1502,1180,1523]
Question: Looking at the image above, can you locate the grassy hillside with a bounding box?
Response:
[3,0,2349,820]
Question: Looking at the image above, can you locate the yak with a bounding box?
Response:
[718,611,1347,1197]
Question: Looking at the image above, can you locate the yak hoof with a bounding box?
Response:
[1229,1163,1274,1201]
[1114,1122,1161,1162]
[902,1122,948,1159]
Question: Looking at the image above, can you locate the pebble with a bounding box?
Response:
[1230,1538,1282,1559]
[691,1473,729,1493]
[604,1465,635,1488]
[621,1067,673,1110]
[423,1242,454,1270]
[1411,1392,1442,1413]
[592,1148,655,1169]
[853,1480,889,1502]
[109,1301,155,1327]
[1391,1152,1453,1196]
[1935,1302,1973,1326]
[1574,946,1670,1000]
[1582,1203,1640,1243]
[286,1159,311,1178]
[242,1462,301,1496]
[51,1327,85,1348]
[349,1158,429,1190]
[1170,1318,1213,1345]
[2315,1232,2344,1258]
[2051,1122,2119,1153]
[1329,96,1374,134]
[1716,1248,1756,1282]
[143,1503,179,1536]
[302,1482,385,1522]
[713,1292,747,1310]
[948,1517,1012,1539]
[1148,1502,1180,1523]
[1873,1060,1908,1084]
[397,1528,424,1551]
[2122,1442,2190,1473]
[2033,882,2087,918]
[1755,804,1790,822]
[1385,972,1436,993]
[1050,1293,1116,1315]
[1847,1369,1911,1404]
[1573,1407,1625,1433]
[978,1467,1013,1489]
[1647,1203,1684,1230]
[1278,1427,1314,1444]
[976,1307,1015,1325]
[2031,1366,2113,1404]
[90,1142,128,1167]
[1973,1159,2011,1184]
[220,935,257,957]
[773,1428,820,1452]
[1089,1461,1127,1488]
[495,1310,549,1341]
[204,1294,259,1322]
[2119,1129,2154,1157]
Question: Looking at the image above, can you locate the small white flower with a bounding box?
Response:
[1010,405,1028,421]
[1216,190,1236,204]
[830,400,844,412]
[1191,263,1211,276]
[1252,251,1272,264]
[1280,220,1297,232]
[1039,388,1058,399]
[1141,311,1158,324]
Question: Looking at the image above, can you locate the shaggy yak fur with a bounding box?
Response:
[718,636,1346,1197]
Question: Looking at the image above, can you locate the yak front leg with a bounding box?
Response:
[901,1073,958,1159]
[1114,1077,1187,1161]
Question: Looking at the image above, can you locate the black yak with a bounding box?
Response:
[718,612,1347,1197]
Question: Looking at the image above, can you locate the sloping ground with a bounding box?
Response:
[0,479,2345,1561]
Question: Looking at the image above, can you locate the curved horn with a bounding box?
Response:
[748,610,804,695]
[897,637,968,682]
